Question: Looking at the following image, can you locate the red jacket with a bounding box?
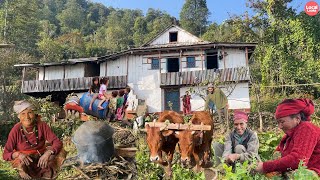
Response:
[263,121,320,175]
[3,120,62,161]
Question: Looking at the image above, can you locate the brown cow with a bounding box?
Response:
[145,110,184,176]
[174,111,214,171]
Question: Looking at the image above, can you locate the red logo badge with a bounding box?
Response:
[305,1,319,16]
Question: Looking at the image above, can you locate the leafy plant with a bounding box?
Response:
[258,131,283,161]
[136,138,164,179]
[172,164,205,180]
[221,160,270,180]
[28,95,61,123]
[292,161,320,180]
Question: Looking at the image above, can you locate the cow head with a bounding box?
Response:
[145,124,174,162]
[175,130,202,165]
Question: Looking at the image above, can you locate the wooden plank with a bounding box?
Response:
[175,72,179,85]
[109,76,114,89]
[160,73,165,85]
[75,78,80,90]
[145,122,211,131]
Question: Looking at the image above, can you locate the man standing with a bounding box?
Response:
[204,83,228,124]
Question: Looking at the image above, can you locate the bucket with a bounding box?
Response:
[80,92,109,119]
[72,121,115,163]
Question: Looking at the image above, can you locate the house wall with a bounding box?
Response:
[150,27,200,45]
[179,82,250,112]
[103,56,127,76]
[100,62,107,76]
[64,64,85,79]
[44,66,64,80]
[126,55,162,113]
[38,67,44,80]
[220,48,247,69]
[38,64,85,80]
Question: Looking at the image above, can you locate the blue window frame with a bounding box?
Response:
[186,57,196,68]
[151,59,160,69]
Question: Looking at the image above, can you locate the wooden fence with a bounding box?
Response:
[22,76,127,93]
[160,67,250,86]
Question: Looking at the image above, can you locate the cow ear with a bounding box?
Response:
[162,130,174,137]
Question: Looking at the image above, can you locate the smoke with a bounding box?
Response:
[73,121,115,164]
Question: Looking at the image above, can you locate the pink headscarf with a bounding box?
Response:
[234,110,248,122]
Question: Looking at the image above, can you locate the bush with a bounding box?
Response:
[258,131,283,161]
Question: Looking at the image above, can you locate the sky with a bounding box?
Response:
[91,0,313,24]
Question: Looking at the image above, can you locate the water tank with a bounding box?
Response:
[72,121,115,163]
[80,92,109,119]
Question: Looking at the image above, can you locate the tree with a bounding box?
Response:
[57,0,86,33]
[133,17,147,46]
[247,0,320,97]
[37,37,63,63]
[202,12,259,42]
[0,0,42,54]
[179,0,210,36]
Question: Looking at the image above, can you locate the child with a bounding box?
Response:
[122,87,131,119]
[180,91,191,115]
[116,89,125,120]
[123,87,131,107]
[88,77,100,111]
[97,77,109,110]
[106,91,118,121]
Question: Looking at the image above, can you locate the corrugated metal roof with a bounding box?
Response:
[98,42,257,61]
[14,57,99,67]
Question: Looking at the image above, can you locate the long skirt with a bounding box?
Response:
[116,107,123,120]
[11,149,67,179]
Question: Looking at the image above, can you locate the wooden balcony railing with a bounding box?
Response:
[22,76,127,93]
[160,67,250,86]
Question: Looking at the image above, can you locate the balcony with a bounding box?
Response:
[160,67,250,86]
[22,76,127,93]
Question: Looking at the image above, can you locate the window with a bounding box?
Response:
[151,59,160,69]
[186,57,196,68]
[169,32,178,42]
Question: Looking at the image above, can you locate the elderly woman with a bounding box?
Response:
[3,100,66,179]
[213,110,260,166]
[255,99,320,177]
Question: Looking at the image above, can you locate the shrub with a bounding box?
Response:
[258,131,283,161]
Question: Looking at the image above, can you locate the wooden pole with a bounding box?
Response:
[222,47,226,69]
[159,51,161,74]
[201,49,204,71]
[21,67,26,92]
[144,122,211,131]
[126,55,129,84]
[245,47,249,66]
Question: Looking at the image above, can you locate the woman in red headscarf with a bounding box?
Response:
[255,99,320,177]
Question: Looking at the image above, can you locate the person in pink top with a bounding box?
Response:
[97,77,109,110]
[255,98,320,178]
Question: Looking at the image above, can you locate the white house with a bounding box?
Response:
[15,25,256,113]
